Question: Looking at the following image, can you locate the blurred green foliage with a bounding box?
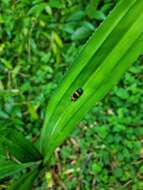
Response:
[0,0,143,189]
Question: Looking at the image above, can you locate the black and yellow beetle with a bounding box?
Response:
[71,88,83,102]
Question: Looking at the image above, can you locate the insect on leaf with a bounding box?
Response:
[40,0,143,162]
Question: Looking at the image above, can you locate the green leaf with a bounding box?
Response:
[113,167,123,178]
[96,126,108,139]
[92,163,102,174]
[0,58,12,69]
[91,10,106,20]
[0,159,38,179]
[67,11,85,22]
[40,0,143,162]
[28,3,47,17]
[53,31,63,48]
[8,168,39,190]
[0,110,9,119]
[71,22,95,41]
[49,0,63,8]
[3,129,42,162]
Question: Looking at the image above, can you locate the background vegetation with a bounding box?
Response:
[0,0,143,189]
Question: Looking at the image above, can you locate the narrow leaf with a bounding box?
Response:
[40,0,143,162]
[3,129,42,162]
[8,168,39,190]
[0,159,38,179]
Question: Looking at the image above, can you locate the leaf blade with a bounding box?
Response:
[0,159,39,180]
[39,0,143,161]
[8,168,39,190]
[2,129,42,163]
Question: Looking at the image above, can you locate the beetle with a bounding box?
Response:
[71,87,83,102]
